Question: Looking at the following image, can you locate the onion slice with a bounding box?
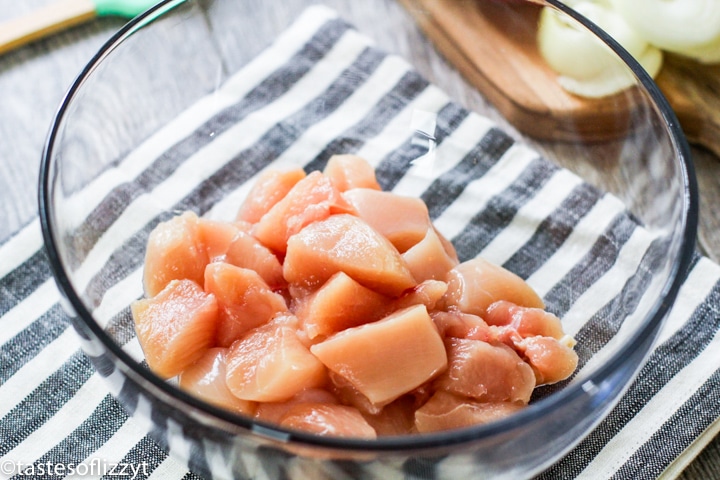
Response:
[676,35,720,64]
[555,49,661,98]
[537,2,663,98]
[610,0,720,56]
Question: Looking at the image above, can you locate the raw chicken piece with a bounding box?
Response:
[343,188,430,253]
[323,154,381,192]
[234,219,254,233]
[236,167,306,223]
[431,310,492,342]
[361,395,417,436]
[515,336,579,385]
[402,227,459,282]
[390,280,448,313]
[415,391,524,433]
[224,230,285,289]
[327,370,383,415]
[133,157,580,437]
[143,211,208,297]
[442,257,544,317]
[434,226,459,263]
[279,403,377,439]
[311,304,447,406]
[283,214,417,297]
[178,348,256,415]
[435,337,536,404]
[132,279,218,378]
[225,319,327,402]
[485,300,565,339]
[204,263,289,347]
[255,388,339,424]
[252,171,356,253]
[197,218,241,262]
[294,271,391,339]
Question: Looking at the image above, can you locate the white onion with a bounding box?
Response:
[537,2,663,97]
[557,47,663,98]
[666,34,720,64]
[610,0,720,54]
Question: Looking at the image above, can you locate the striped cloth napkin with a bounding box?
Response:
[2,5,719,479]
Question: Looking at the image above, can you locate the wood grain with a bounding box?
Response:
[656,56,720,159]
[0,0,96,55]
[680,433,720,480]
[693,146,720,264]
[0,0,116,244]
[399,0,720,158]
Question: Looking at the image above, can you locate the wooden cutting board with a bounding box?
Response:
[398,0,720,158]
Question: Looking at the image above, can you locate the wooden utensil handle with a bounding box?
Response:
[0,0,96,55]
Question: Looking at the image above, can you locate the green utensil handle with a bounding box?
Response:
[93,0,156,18]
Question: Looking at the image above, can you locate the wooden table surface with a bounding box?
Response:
[1,0,719,478]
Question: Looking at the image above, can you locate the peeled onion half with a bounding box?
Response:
[610,0,720,62]
[537,1,663,98]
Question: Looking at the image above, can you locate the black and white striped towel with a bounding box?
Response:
[1,5,719,479]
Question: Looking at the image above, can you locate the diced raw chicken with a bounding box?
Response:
[133,156,579,437]
[434,226,459,263]
[132,279,218,378]
[197,218,241,262]
[236,167,306,224]
[361,395,417,436]
[327,370,383,415]
[515,336,579,385]
[283,214,417,297]
[225,319,327,402]
[178,347,256,415]
[224,230,285,289]
[323,154,381,192]
[390,280,448,313]
[143,211,208,297]
[294,271,391,339]
[204,263,289,347]
[431,310,491,342]
[402,227,459,282]
[343,188,431,253]
[441,257,544,317]
[279,403,377,439]
[234,219,254,233]
[255,388,339,424]
[485,300,565,339]
[310,304,447,406]
[406,383,434,410]
[434,337,536,403]
[252,171,356,253]
[415,391,524,433]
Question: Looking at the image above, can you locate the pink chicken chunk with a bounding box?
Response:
[311,304,447,407]
[252,171,356,254]
[132,279,218,379]
[132,154,578,439]
[204,262,288,347]
[343,188,431,253]
[283,213,417,296]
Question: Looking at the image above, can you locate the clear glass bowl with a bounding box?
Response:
[38,0,698,478]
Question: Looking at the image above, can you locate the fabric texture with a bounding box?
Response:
[1,5,719,479]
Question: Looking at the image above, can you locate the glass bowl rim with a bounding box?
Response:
[37,0,699,452]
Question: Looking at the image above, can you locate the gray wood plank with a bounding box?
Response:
[0,1,123,242]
